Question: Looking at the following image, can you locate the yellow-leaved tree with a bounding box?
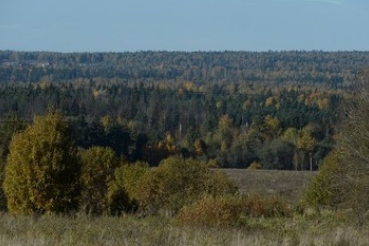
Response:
[3,112,80,215]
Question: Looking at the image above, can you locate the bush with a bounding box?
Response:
[178,195,243,227]
[133,156,237,215]
[304,151,343,212]
[79,146,120,215]
[106,180,131,216]
[178,194,291,227]
[111,161,150,213]
[247,161,263,170]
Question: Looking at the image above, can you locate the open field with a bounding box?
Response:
[223,169,317,203]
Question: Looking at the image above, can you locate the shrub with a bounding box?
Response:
[79,146,120,215]
[304,151,343,211]
[178,194,291,227]
[247,161,263,170]
[111,161,150,213]
[178,195,242,227]
[134,156,237,215]
[106,180,131,216]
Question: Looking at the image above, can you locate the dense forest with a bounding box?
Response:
[1,50,369,86]
[0,50,365,170]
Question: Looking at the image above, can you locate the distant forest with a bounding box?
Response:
[0,50,367,169]
[1,50,369,86]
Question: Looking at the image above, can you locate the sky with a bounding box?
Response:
[1,0,368,52]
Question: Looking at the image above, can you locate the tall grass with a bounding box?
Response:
[0,212,368,246]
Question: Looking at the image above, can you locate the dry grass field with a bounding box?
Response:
[0,212,368,246]
[223,169,317,203]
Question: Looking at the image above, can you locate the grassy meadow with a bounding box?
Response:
[0,170,367,246]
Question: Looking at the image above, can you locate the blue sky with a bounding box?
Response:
[1,0,368,52]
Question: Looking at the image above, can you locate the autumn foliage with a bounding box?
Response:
[3,112,80,215]
[1,112,238,216]
[178,194,291,227]
[131,156,238,215]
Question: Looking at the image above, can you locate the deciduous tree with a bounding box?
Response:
[3,112,80,215]
[79,146,118,215]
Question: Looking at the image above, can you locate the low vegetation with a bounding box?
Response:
[304,150,343,212]
[0,212,368,246]
[178,194,291,227]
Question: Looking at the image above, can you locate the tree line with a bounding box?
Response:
[1,50,369,88]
